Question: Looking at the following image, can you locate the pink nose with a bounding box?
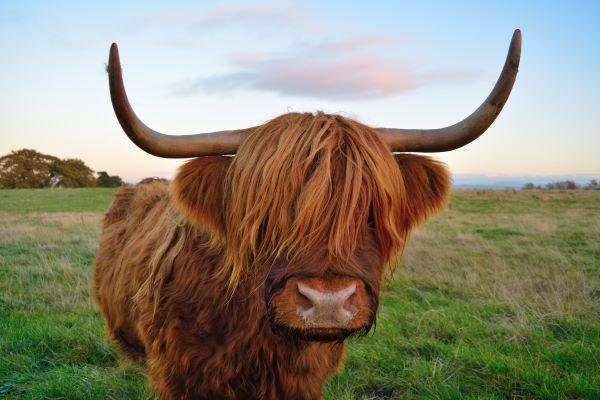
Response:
[296,282,358,328]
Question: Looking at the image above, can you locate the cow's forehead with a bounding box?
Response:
[220,112,406,285]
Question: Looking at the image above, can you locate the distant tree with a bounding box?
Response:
[544,180,579,190]
[522,182,536,190]
[51,158,96,188]
[0,149,99,189]
[584,179,600,190]
[96,171,123,188]
[0,149,58,188]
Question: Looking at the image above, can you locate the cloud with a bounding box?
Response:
[310,36,404,54]
[172,36,480,100]
[153,2,479,100]
[142,1,306,29]
[202,2,306,26]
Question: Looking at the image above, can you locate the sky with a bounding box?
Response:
[1,0,599,183]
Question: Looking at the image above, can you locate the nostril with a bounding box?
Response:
[296,282,323,304]
[343,292,358,315]
[295,284,314,311]
[337,283,357,302]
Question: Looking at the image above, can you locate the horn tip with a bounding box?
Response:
[509,29,522,69]
[512,29,522,44]
[109,43,119,60]
[109,43,121,70]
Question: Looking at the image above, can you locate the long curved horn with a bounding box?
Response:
[377,29,521,152]
[108,43,247,158]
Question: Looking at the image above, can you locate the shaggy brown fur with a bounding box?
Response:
[94,112,450,399]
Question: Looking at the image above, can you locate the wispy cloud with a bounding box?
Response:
[202,2,306,26]
[147,1,479,100]
[142,1,306,29]
[172,36,479,100]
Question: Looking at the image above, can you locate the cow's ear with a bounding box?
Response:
[394,154,451,231]
[172,156,232,239]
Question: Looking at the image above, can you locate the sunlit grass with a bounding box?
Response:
[1,189,598,399]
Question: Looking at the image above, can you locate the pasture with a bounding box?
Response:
[0,188,598,399]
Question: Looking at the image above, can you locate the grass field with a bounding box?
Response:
[1,188,599,399]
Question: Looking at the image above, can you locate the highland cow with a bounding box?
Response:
[94,30,521,399]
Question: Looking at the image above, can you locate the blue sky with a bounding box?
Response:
[1,1,598,182]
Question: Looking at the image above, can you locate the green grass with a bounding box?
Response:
[1,189,599,399]
[0,188,117,213]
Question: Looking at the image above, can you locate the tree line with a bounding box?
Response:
[522,180,600,190]
[0,149,123,189]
